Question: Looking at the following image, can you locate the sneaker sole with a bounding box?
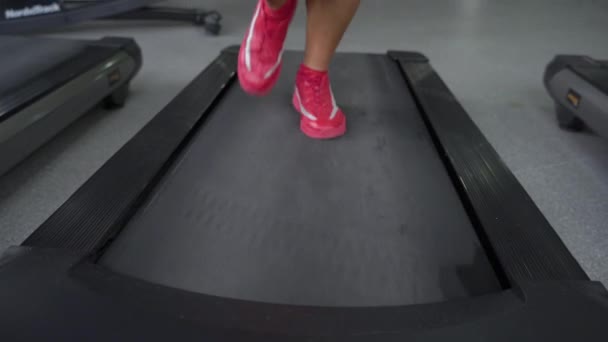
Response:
[237,53,282,96]
[292,93,347,139]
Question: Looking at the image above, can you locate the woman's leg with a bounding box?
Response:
[304,0,361,71]
[293,0,360,139]
[266,0,288,9]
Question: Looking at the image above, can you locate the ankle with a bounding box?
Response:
[266,0,288,10]
[298,64,328,76]
[297,64,327,83]
[300,62,328,73]
[263,0,295,18]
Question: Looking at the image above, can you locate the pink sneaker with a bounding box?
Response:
[292,65,347,139]
[238,0,297,96]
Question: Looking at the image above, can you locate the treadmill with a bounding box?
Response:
[0,35,141,176]
[0,0,222,35]
[545,55,608,137]
[0,47,606,340]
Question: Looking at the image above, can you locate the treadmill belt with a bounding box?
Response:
[101,52,501,306]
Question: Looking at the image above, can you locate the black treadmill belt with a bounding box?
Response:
[0,36,89,95]
[101,52,501,306]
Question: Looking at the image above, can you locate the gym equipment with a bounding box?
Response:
[0,0,221,35]
[545,55,608,137]
[0,35,141,176]
[1,47,606,341]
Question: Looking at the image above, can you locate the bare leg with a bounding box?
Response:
[266,0,288,9]
[303,0,360,71]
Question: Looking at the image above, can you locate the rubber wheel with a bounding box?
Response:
[205,23,221,35]
[556,104,585,131]
[194,11,221,35]
[103,83,130,109]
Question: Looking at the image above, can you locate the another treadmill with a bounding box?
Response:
[0,35,141,176]
[0,0,221,35]
[1,47,606,341]
[545,55,608,137]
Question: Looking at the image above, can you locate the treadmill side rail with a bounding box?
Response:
[0,37,141,123]
[23,48,236,252]
[391,52,590,284]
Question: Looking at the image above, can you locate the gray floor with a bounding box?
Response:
[1,0,607,286]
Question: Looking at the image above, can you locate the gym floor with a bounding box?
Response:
[1,0,607,285]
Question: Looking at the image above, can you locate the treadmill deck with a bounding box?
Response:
[2,48,604,341]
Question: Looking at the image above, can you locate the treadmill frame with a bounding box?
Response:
[0,0,221,35]
[0,36,142,176]
[1,47,606,341]
[544,55,608,137]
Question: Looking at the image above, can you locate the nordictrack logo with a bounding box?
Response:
[4,3,61,19]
